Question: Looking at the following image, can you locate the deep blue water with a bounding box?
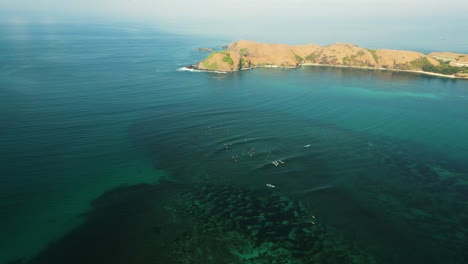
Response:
[0,24,467,264]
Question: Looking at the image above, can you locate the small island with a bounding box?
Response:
[188,40,468,79]
[193,48,214,51]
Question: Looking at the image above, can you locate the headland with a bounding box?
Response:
[188,40,468,79]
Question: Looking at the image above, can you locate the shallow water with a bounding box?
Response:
[0,23,467,263]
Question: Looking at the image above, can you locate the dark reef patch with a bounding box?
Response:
[180,184,375,264]
[24,181,376,264]
[26,181,194,264]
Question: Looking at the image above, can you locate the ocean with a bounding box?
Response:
[0,23,467,264]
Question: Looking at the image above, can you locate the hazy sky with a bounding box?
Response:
[2,0,468,51]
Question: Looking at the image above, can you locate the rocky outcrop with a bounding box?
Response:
[455,72,468,78]
[189,40,468,78]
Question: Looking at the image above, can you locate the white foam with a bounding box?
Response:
[177,67,227,74]
[177,67,202,72]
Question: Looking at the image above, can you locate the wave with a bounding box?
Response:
[177,67,227,74]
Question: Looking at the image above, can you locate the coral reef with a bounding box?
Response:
[177,184,375,264]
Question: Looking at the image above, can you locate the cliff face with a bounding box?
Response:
[193,40,467,77]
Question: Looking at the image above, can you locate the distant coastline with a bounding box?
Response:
[188,40,468,79]
[300,63,460,79]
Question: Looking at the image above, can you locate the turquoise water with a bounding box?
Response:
[0,24,467,264]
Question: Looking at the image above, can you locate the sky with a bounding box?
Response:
[1,0,468,51]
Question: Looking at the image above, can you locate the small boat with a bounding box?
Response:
[304,144,311,148]
[266,184,276,188]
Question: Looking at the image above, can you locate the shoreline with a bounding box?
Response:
[299,63,460,79]
[184,63,466,79]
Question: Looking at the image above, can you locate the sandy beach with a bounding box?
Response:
[300,63,461,79]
